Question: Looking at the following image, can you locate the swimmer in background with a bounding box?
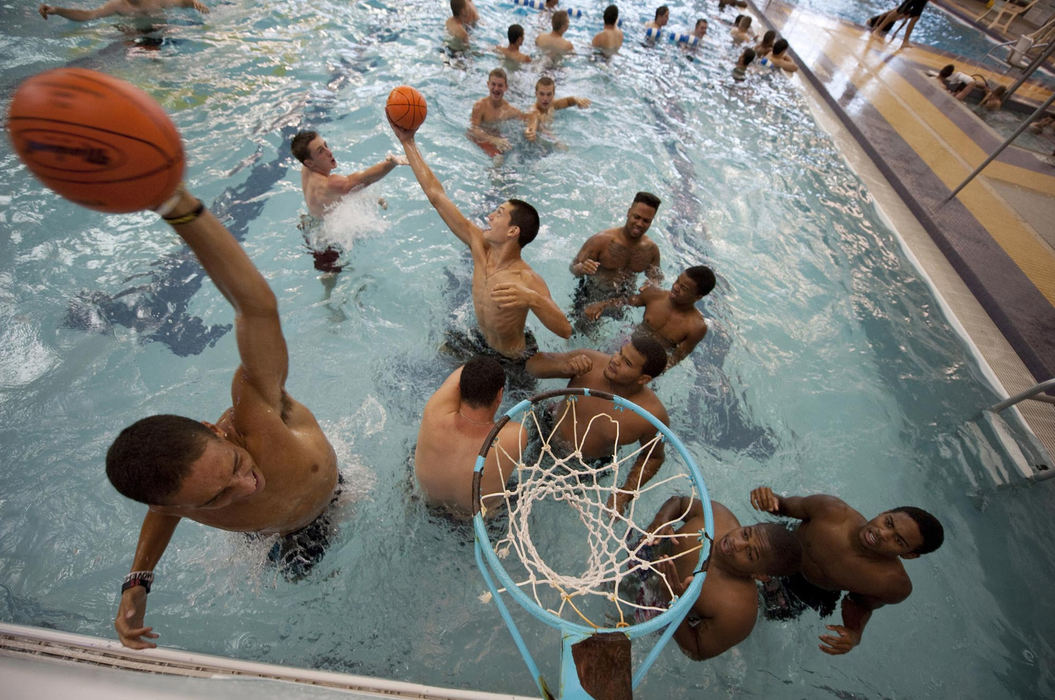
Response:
[445,0,473,46]
[765,38,797,72]
[414,357,526,519]
[718,0,747,10]
[496,23,532,64]
[389,116,572,361]
[468,68,526,155]
[535,10,574,55]
[583,265,715,369]
[636,496,802,660]
[730,15,756,43]
[526,333,669,514]
[692,18,708,40]
[749,486,944,655]
[754,29,776,56]
[732,47,755,81]
[524,76,590,142]
[570,192,663,320]
[645,5,669,31]
[591,4,623,55]
[106,185,340,649]
[39,0,206,21]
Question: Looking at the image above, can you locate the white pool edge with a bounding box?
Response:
[0,622,533,699]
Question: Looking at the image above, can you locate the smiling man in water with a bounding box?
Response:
[749,486,943,654]
[105,185,340,649]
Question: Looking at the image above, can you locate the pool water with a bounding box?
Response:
[1,0,1054,697]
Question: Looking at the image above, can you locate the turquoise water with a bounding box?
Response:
[1,0,1053,697]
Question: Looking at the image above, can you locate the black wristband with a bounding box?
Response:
[121,571,154,594]
[162,200,205,226]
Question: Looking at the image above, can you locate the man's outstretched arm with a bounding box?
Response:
[340,153,407,192]
[390,121,479,249]
[39,0,122,20]
[749,486,842,522]
[162,188,288,405]
[114,510,181,649]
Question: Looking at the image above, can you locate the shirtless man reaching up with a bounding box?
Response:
[749,487,944,655]
[291,130,406,218]
[389,117,571,361]
[469,68,526,155]
[524,76,590,142]
[105,186,339,649]
[585,265,715,368]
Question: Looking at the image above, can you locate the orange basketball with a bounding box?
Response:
[7,68,184,213]
[386,85,428,132]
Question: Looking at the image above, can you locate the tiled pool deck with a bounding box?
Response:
[753,0,1055,467]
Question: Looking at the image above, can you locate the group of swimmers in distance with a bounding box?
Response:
[29,0,945,676]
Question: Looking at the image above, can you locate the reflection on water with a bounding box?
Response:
[1,1,1054,698]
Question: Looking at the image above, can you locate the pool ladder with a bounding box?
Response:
[985,378,1055,483]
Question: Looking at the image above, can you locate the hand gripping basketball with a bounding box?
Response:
[385,86,428,133]
[7,68,185,213]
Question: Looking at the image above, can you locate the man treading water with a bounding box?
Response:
[105,185,340,649]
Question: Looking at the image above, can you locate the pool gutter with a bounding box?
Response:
[0,622,532,700]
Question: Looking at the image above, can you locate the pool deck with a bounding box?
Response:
[753,0,1055,469]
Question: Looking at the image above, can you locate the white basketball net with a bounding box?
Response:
[479,394,710,630]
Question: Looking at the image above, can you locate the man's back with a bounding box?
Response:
[536,32,573,53]
[592,27,623,53]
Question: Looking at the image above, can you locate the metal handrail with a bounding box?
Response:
[989,379,1055,412]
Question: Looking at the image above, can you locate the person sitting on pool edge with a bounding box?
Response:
[496,23,531,64]
[583,265,715,369]
[536,10,574,55]
[526,333,669,514]
[105,186,342,649]
[749,486,944,655]
[869,0,928,49]
[389,110,572,365]
[469,68,526,156]
[524,76,590,142]
[39,0,206,21]
[414,357,526,518]
[629,496,802,660]
[591,4,623,55]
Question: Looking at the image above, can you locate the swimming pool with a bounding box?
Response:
[1,0,1054,697]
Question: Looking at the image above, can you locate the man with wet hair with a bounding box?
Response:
[469,68,526,155]
[692,18,708,39]
[766,38,798,72]
[732,46,755,81]
[389,115,572,362]
[39,0,206,21]
[749,487,944,654]
[524,76,590,142]
[535,10,574,55]
[446,0,472,45]
[415,357,526,518]
[526,333,669,513]
[591,4,623,54]
[584,265,715,368]
[104,185,340,649]
[290,130,405,219]
[633,496,802,660]
[496,23,531,63]
[570,192,663,320]
[645,5,669,30]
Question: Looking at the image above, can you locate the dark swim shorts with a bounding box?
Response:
[261,474,343,581]
[761,572,842,621]
[442,327,539,396]
[896,0,928,17]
